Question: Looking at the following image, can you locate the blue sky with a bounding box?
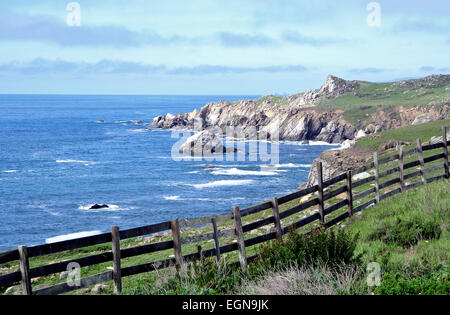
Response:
[0,0,449,94]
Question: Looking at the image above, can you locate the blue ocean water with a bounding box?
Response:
[0,95,339,251]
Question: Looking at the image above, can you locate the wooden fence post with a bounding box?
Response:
[197,245,203,260]
[398,145,405,192]
[211,218,221,262]
[18,245,32,295]
[233,206,248,272]
[374,152,380,204]
[317,162,325,225]
[417,138,426,185]
[346,170,353,216]
[271,197,283,241]
[111,226,122,294]
[443,126,449,179]
[171,219,184,274]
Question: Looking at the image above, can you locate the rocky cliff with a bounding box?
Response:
[149,73,449,189]
[151,75,362,143]
[151,74,450,144]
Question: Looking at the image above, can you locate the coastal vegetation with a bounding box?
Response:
[1,177,447,295]
[151,74,449,145]
[1,90,449,296]
[125,180,449,295]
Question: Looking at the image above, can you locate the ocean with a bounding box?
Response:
[0,95,339,251]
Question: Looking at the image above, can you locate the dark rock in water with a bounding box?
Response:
[301,140,310,145]
[90,204,109,210]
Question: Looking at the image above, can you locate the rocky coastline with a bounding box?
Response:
[150,74,450,188]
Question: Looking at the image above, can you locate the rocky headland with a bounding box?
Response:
[152,75,449,143]
[150,74,449,186]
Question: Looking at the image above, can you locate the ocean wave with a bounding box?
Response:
[127,128,148,133]
[44,210,62,217]
[3,170,18,173]
[186,171,201,174]
[261,163,312,169]
[281,140,341,146]
[210,168,278,176]
[56,159,97,166]
[78,204,135,211]
[45,231,102,244]
[163,196,182,201]
[190,179,255,189]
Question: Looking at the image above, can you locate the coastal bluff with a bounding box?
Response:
[151,74,450,144]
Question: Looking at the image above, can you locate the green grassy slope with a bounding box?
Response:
[1,119,448,295]
[232,76,449,129]
[345,180,449,294]
[355,119,450,149]
[317,79,450,125]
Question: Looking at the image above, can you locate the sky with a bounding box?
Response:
[0,0,449,95]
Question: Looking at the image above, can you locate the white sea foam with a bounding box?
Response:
[195,197,246,201]
[45,231,102,244]
[261,163,312,169]
[186,171,201,174]
[210,168,278,176]
[56,159,96,165]
[164,196,182,201]
[190,179,254,189]
[78,204,133,211]
[127,128,147,133]
[3,170,18,173]
[281,140,341,146]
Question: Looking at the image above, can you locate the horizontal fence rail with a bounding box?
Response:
[1,127,449,295]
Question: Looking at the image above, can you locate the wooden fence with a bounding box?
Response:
[0,127,449,295]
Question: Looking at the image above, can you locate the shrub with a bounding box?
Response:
[136,257,244,295]
[374,272,450,295]
[366,216,441,247]
[249,228,360,275]
[180,258,242,294]
[238,264,361,295]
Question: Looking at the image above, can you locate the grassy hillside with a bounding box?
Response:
[345,180,449,294]
[126,180,449,295]
[1,119,448,295]
[234,75,449,128]
[355,118,450,149]
[317,78,450,125]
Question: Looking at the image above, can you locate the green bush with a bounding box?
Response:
[139,258,243,295]
[366,216,441,247]
[374,272,450,295]
[180,258,242,294]
[250,228,360,275]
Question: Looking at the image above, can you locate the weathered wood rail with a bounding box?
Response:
[1,127,449,295]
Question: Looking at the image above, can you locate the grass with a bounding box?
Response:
[346,180,449,273]
[355,119,450,149]
[125,178,450,296]
[316,80,450,126]
[1,121,449,295]
[230,77,449,130]
[1,179,448,295]
[344,180,449,294]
